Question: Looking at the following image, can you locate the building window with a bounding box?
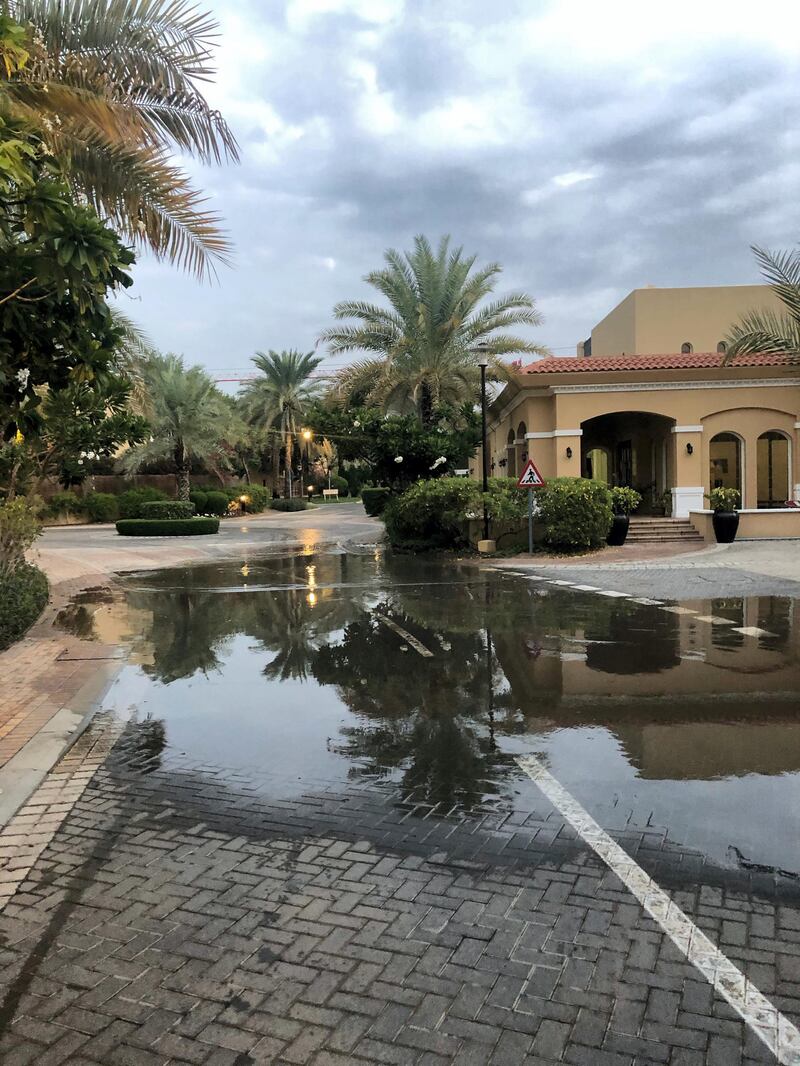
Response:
[716,341,727,354]
[709,432,743,502]
[506,428,517,479]
[757,431,790,508]
[681,341,693,354]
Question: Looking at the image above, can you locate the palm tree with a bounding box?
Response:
[121,353,232,498]
[320,235,547,425]
[239,350,323,496]
[726,246,800,359]
[1,0,238,279]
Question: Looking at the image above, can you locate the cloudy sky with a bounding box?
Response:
[123,0,800,383]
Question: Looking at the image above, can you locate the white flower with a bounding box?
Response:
[353,420,361,428]
[394,455,403,463]
[16,368,29,391]
[77,459,84,466]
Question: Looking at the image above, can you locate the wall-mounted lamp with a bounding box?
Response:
[686,443,694,455]
[565,446,573,459]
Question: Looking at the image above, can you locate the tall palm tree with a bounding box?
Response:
[726,246,800,359]
[320,234,547,425]
[121,353,232,498]
[239,349,323,496]
[1,0,238,279]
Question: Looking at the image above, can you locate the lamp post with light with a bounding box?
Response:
[302,428,312,489]
[476,342,490,542]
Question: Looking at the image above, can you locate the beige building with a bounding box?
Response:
[579,284,784,358]
[483,286,800,535]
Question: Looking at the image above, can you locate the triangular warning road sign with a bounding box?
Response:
[516,458,546,488]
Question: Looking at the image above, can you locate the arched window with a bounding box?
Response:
[681,341,693,354]
[506,428,517,478]
[716,341,727,354]
[757,431,790,508]
[507,429,516,446]
[516,421,527,441]
[709,432,743,501]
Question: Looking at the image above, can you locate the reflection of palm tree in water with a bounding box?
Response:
[313,604,510,811]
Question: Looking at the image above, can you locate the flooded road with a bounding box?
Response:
[57,549,800,881]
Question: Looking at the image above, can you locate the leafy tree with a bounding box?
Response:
[121,354,233,499]
[239,350,323,496]
[305,401,481,490]
[0,2,238,278]
[726,246,800,359]
[0,115,136,439]
[320,234,546,425]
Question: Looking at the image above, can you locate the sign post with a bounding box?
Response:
[516,458,546,554]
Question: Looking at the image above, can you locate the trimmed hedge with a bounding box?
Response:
[116,518,220,537]
[536,477,613,551]
[270,498,308,512]
[362,487,391,516]
[228,484,269,511]
[84,492,119,523]
[189,490,208,514]
[139,500,195,519]
[204,490,229,516]
[118,487,168,519]
[0,563,49,651]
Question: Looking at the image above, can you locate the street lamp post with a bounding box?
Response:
[302,429,312,493]
[476,342,490,542]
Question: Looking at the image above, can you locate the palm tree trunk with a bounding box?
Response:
[175,442,190,500]
[285,431,294,497]
[271,439,281,497]
[419,381,434,429]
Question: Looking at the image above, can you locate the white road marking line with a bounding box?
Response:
[374,614,434,657]
[596,590,629,598]
[733,626,776,638]
[629,597,663,606]
[550,580,575,586]
[695,615,737,625]
[515,754,800,1066]
[660,606,698,615]
[571,584,601,591]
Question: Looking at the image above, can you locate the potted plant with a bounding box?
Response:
[707,487,740,543]
[658,489,673,517]
[608,487,642,546]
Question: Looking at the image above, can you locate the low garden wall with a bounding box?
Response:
[689,508,800,542]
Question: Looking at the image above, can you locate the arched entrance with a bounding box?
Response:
[709,432,743,500]
[757,431,790,508]
[581,412,675,511]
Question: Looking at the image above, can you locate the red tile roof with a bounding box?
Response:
[523,351,797,374]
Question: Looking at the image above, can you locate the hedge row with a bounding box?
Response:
[115,518,220,537]
[270,498,308,512]
[0,563,49,651]
[362,487,391,516]
[140,500,195,519]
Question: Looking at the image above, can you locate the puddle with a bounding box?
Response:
[56,552,800,874]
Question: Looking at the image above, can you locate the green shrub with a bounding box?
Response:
[362,487,391,516]
[189,490,209,514]
[270,498,308,511]
[117,487,168,519]
[326,474,349,498]
[384,478,478,549]
[140,500,195,519]
[0,562,49,650]
[48,491,85,519]
[0,497,43,571]
[84,492,119,523]
[115,518,220,537]
[204,490,229,515]
[343,466,366,498]
[611,486,642,515]
[229,484,269,511]
[535,477,613,551]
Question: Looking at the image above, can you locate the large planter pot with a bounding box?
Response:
[712,510,739,543]
[607,514,630,546]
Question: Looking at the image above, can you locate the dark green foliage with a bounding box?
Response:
[535,477,613,551]
[84,492,118,523]
[117,487,168,519]
[362,487,391,516]
[139,500,195,519]
[0,562,48,650]
[189,490,208,514]
[329,474,349,497]
[224,483,269,511]
[48,490,84,518]
[204,490,229,515]
[115,518,220,537]
[270,498,308,511]
[343,466,366,497]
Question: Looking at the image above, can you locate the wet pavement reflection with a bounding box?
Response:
[56,551,800,878]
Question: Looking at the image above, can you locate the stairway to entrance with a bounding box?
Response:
[626,517,705,544]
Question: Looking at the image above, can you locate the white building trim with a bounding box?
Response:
[672,486,705,518]
[672,425,703,433]
[525,429,583,439]
[551,377,794,395]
